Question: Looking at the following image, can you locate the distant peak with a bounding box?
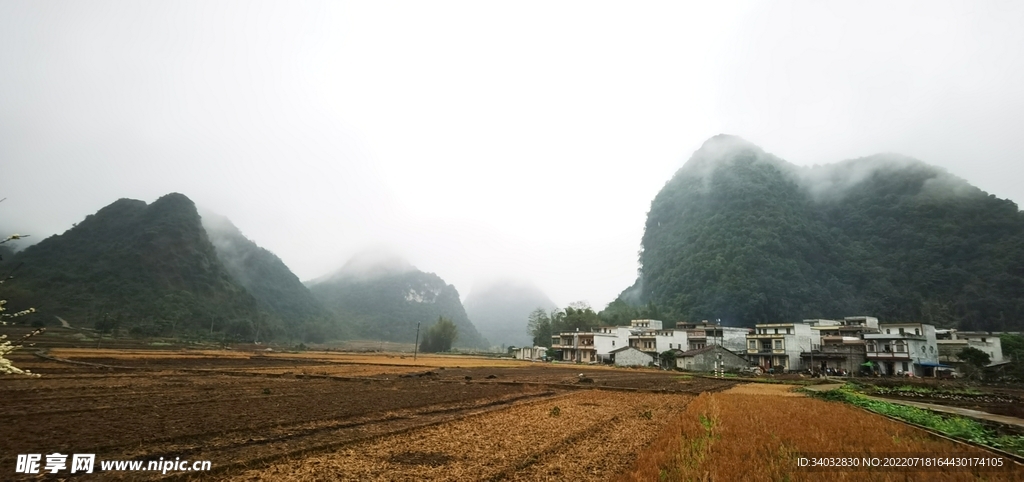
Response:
[153,192,194,205]
[319,247,416,283]
[695,134,762,157]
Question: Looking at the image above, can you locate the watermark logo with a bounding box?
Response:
[16,453,94,474]
[16,453,207,474]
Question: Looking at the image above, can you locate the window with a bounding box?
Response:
[867,343,876,352]
[981,338,987,343]
[895,341,906,353]
[902,362,909,372]
[774,328,779,334]
[612,341,615,346]
[786,328,791,334]
[886,329,891,334]
[749,340,757,350]
[773,339,784,350]
[915,328,920,335]
[899,328,905,334]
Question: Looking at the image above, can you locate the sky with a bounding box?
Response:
[2,1,1022,309]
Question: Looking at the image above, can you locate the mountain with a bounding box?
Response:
[308,252,489,349]
[623,135,1024,331]
[463,279,557,348]
[7,193,263,336]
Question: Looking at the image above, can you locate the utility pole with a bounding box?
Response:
[413,322,421,361]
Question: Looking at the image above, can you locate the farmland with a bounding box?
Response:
[2,348,730,480]
[3,348,1023,480]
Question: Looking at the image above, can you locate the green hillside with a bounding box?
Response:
[626,135,1024,330]
[8,193,263,336]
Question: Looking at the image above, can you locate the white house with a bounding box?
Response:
[628,328,688,356]
[802,316,879,373]
[936,330,1005,366]
[746,322,820,372]
[551,326,633,363]
[864,323,939,376]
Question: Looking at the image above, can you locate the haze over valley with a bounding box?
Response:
[3,1,1023,348]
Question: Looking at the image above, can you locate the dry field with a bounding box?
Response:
[1,349,728,480]
[5,348,1021,480]
[623,384,1024,482]
[235,391,694,481]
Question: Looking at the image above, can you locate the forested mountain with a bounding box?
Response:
[463,279,557,347]
[308,253,488,349]
[7,193,263,336]
[622,135,1024,331]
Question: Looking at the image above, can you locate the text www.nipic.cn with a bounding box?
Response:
[16,453,212,475]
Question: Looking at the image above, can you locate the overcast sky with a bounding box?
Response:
[2,1,1022,309]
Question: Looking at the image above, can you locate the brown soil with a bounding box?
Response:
[1,350,735,480]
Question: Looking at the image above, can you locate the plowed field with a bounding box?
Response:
[2,349,730,480]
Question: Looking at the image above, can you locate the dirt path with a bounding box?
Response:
[865,395,1024,429]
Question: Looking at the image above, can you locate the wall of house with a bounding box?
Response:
[614,348,653,367]
[963,336,1004,363]
[676,347,748,371]
[717,328,745,352]
[655,331,689,352]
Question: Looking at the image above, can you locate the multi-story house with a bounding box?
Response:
[746,322,820,372]
[936,330,1005,366]
[676,320,750,352]
[801,316,879,373]
[551,330,598,363]
[628,327,688,356]
[630,319,663,330]
[863,323,938,376]
[551,325,635,363]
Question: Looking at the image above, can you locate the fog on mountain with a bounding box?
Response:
[619,135,1024,332]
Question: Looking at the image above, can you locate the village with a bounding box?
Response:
[511,317,1011,379]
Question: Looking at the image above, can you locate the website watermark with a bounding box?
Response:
[16,453,211,475]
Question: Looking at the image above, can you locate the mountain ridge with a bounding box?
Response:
[624,135,1024,331]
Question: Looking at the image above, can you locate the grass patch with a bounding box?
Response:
[809,387,1024,456]
[867,384,984,396]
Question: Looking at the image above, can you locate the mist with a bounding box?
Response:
[2,1,1022,310]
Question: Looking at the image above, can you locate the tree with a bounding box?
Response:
[419,316,458,353]
[958,346,991,368]
[1,231,40,376]
[957,346,991,380]
[660,350,678,370]
[527,308,552,348]
[560,302,602,332]
[1000,334,1024,381]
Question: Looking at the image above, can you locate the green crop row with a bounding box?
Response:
[810,387,1024,456]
